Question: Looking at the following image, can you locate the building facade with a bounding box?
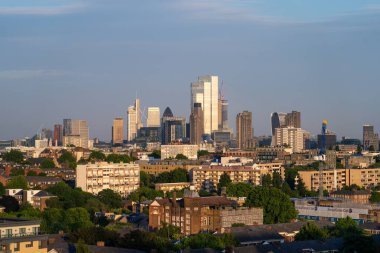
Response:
[236,111,254,150]
[190,103,204,145]
[112,118,124,145]
[147,107,160,127]
[363,125,379,151]
[76,162,140,197]
[53,124,63,146]
[273,127,304,153]
[62,119,89,148]
[285,111,301,128]
[161,145,199,160]
[161,108,186,144]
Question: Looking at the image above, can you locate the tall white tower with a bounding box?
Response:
[191,75,219,135]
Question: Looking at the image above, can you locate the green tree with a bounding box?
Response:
[10,168,25,176]
[106,154,131,163]
[155,168,189,183]
[58,151,77,169]
[40,158,55,169]
[217,173,232,193]
[197,150,209,158]
[370,191,380,203]
[180,233,238,251]
[27,171,38,176]
[65,207,93,232]
[245,186,297,224]
[88,151,106,162]
[41,208,66,233]
[0,182,5,195]
[2,150,24,163]
[295,222,329,241]
[226,183,254,197]
[357,145,363,154]
[0,195,20,212]
[281,182,294,197]
[76,239,92,253]
[148,150,161,159]
[261,174,272,187]
[6,175,28,189]
[140,171,153,187]
[175,154,188,160]
[272,171,283,189]
[156,223,182,240]
[97,189,122,209]
[127,187,164,202]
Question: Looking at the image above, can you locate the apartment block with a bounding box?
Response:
[76,162,140,197]
[191,163,284,192]
[0,218,48,253]
[149,195,263,235]
[161,145,199,160]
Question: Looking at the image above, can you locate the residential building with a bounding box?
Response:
[62,119,89,148]
[190,103,204,145]
[0,218,48,253]
[5,189,56,210]
[363,125,379,151]
[191,75,219,135]
[191,163,284,192]
[76,162,139,197]
[161,144,199,160]
[112,118,124,145]
[26,177,63,190]
[138,160,199,175]
[147,107,160,127]
[149,195,263,235]
[53,124,63,146]
[155,182,192,193]
[273,127,304,153]
[236,111,254,149]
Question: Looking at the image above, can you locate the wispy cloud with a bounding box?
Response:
[0,2,87,15]
[0,69,69,80]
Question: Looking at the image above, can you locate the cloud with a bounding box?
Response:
[0,69,69,80]
[0,3,87,15]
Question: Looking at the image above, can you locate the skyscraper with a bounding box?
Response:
[190,103,204,145]
[218,98,229,130]
[285,111,301,128]
[270,112,287,136]
[127,98,142,142]
[363,125,379,151]
[161,107,186,144]
[62,119,89,148]
[191,75,219,135]
[147,107,160,127]
[112,118,124,145]
[53,124,63,146]
[236,111,254,149]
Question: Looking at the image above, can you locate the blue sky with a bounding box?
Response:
[1,0,380,141]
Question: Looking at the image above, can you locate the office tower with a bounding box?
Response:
[191,75,219,135]
[62,119,89,148]
[218,98,229,130]
[40,128,52,140]
[190,103,204,145]
[318,132,337,150]
[112,118,124,145]
[271,112,287,136]
[135,98,143,130]
[53,124,63,146]
[127,106,137,141]
[236,111,254,149]
[273,127,304,153]
[161,107,186,144]
[363,125,379,151]
[285,111,301,128]
[147,107,160,127]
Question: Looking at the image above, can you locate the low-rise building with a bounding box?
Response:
[138,160,199,175]
[0,218,48,253]
[330,190,371,204]
[5,189,56,210]
[191,163,284,192]
[26,177,63,189]
[161,145,199,160]
[154,182,191,193]
[76,162,139,197]
[149,194,263,235]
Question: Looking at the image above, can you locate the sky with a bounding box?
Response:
[1,0,380,141]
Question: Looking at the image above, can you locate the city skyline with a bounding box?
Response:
[1,1,380,140]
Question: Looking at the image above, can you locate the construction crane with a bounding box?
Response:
[316,120,328,198]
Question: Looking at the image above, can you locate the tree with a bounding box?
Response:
[245,186,297,224]
[97,189,122,209]
[40,158,55,169]
[261,174,272,187]
[76,239,92,253]
[155,168,189,183]
[58,151,77,169]
[175,154,188,160]
[369,145,375,152]
[370,191,380,203]
[156,223,182,240]
[281,182,294,197]
[217,173,232,193]
[272,171,283,189]
[226,183,254,197]
[106,154,131,163]
[140,171,153,187]
[357,145,363,154]
[27,171,38,176]
[65,207,93,232]
[88,151,106,162]
[41,208,66,233]
[2,150,24,163]
[197,150,209,158]
[148,150,161,159]
[180,233,238,251]
[295,222,329,241]
[0,195,20,212]
[0,183,5,195]
[6,175,28,189]
[10,168,24,176]
[127,187,164,202]
[69,227,119,247]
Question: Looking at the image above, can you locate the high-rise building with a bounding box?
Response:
[190,103,204,145]
[273,127,304,153]
[161,107,186,144]
[271,112,287,136]
[236,111,254,149]
[318,132,337,150]
[285,111,301,128]
[191,75,219,135]
[147,107,160,127]
[112,118,124,145]
[63,119,89,148]
[53,124,63,146]
[218,98,229,130]
[363,125,379,151]
[127,98,142,142]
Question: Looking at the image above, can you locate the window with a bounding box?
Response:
[26,241,33,248]
[14,242,20,252]
[5,229,12,238]
[19,228,26,235]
